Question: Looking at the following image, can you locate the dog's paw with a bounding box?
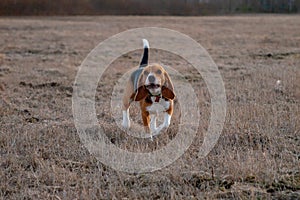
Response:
[150,125,167,136]
[156,124,169,133]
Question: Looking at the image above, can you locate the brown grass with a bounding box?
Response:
[0,15,299,199]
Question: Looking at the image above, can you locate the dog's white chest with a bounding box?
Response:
[146,97,170,114]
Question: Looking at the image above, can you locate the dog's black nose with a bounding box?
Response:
[148,75,155,83]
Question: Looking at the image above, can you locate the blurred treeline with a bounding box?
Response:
[0,0,299,16]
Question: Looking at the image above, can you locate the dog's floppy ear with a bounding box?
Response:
[130,73,148,101]
[131,86,148,101]
[162,72,175,100]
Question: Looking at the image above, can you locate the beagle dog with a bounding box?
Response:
[122,39,175,137]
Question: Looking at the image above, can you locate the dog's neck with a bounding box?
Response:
[153,95,161,103]
[145,93,162,103]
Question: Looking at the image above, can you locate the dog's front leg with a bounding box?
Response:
[150,114,157,132]
[122,109,130,129]
[149,114,159,140]
[156,112,171,133]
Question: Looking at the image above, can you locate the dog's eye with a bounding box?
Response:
[156,69,162,74]
[143,71,149,76]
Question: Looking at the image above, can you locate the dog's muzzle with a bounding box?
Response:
[146,83,160,90]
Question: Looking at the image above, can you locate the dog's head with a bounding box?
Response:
[132,64,175,101]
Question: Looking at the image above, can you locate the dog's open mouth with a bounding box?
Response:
[146,83,160,90]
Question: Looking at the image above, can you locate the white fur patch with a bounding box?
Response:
[146,97,170,114]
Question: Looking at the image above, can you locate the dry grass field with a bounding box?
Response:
[0,15,299,199]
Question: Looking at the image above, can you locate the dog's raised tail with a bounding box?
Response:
[140,39,149,67]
